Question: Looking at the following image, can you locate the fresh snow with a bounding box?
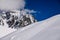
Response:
[0,19,17,38]
[0,14,60,40]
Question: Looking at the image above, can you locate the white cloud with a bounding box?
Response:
[0,0,25,11]
[24,9,38,13]
[0,0,40,14]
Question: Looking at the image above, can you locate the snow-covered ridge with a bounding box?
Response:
[0,10,37,38]
[0,10,37,28]
[0,14,60,40]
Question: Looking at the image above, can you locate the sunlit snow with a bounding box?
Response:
[0,14,60,40]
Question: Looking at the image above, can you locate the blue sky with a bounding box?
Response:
[25,0,60,21]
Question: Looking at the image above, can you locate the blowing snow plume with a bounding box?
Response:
[0,0,25,11]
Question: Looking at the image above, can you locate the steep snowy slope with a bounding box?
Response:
[0,10,36,39]
[0,19,17,38]
[0,14,60,40]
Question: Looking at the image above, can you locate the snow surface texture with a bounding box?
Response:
[0,14,60,40]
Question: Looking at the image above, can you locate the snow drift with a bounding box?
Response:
[0,14,60,40]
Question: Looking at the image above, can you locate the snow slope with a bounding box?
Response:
[0,19,17,38]
[0,14,60,40]
[0,10,36,39]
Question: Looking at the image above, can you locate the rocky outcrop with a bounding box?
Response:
[0,10,37,29]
